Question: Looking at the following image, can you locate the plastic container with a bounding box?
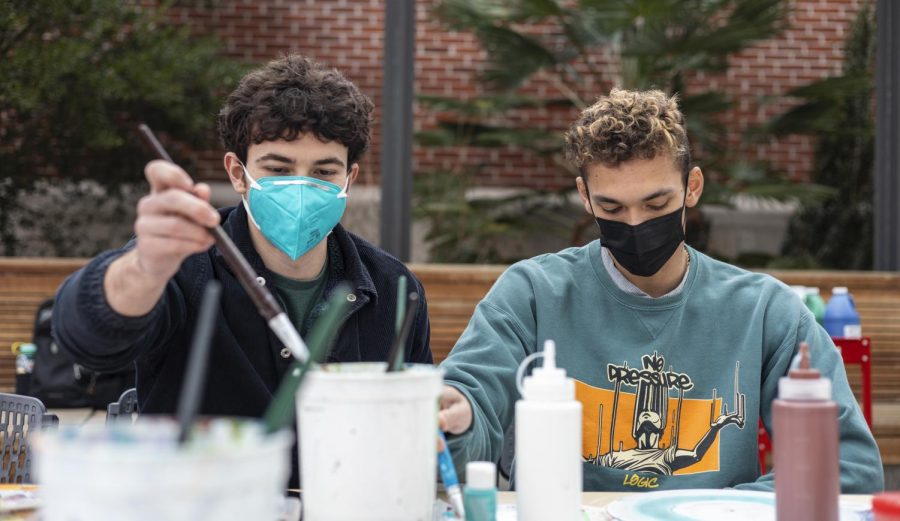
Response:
[515,340,582,521]
[773,342,839,521]
[873,492,900,521]
[823,287,861,338]
[13,342,36,395]
[297,363,443,521]
[804,288,827,325]
[34,418,293,521]
[789,285,808,302]
[464,461,497,521]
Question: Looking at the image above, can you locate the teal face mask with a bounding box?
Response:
[240,164,349,261]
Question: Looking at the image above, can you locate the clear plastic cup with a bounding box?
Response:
[34,417,293,521]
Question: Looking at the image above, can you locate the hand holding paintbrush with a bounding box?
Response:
[135,124,309,362]
[101,158,221,318]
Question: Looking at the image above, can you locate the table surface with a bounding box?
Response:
[496,491,874,508]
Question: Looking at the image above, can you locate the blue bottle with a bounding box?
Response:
[823,287,861,338]
[463,461,497,521]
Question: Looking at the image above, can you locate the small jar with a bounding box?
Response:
[463,461,497,521]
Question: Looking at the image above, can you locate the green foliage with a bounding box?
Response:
[0,0,246,254]
[417,0,830,262]
[770,2,875,269]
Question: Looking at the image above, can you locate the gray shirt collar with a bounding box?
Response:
[600,246,688,299]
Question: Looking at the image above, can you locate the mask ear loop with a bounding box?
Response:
[337,174,350,199]
[581,174,605,238]
[238,160,262,190]
[237,160,262,230]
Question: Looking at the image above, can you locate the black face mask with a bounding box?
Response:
[595,206,685,277]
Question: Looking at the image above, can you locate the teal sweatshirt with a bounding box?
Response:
[441,242,883,493]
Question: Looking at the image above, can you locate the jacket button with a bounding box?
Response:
[346,293,357,302]
[280,347,292,359]
[256,276,266,286]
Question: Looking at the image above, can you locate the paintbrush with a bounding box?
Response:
[394,275,407,338]
[263,284,352,434]
[391,276,407,368]
[137,124,309,362]
[386,292,419,372]
[176,280,221,445]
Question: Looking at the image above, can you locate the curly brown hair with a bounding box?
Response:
[217,54,374,166]
[564,89,691,183]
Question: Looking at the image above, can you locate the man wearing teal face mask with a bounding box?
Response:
[53,54,433,487]
[437,89,882,493]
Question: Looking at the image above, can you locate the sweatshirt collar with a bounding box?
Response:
[589,239,698,309]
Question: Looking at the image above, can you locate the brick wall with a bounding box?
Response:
[169,0,862,190]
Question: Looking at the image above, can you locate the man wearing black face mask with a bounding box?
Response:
[437,89,882,493]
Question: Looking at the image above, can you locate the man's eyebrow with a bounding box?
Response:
[640,188,675,202]
[592,188,675,206]
[255,153,295,164]
[312,157,347,168]
[592,194,623,206]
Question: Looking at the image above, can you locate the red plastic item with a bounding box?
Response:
[873,492,900,521]
[831,337,873,428]
[756,336,873,474]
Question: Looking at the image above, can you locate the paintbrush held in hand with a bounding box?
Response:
[137,123,309,363]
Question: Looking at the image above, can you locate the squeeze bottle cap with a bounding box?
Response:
[779,342,831,400]
[519,340,574,402]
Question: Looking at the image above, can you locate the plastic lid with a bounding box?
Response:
[832,286,849,295]
[779,343,831,400]
[789,286,807,300]
[466,461,496,490]
[19,343,36,355]
[874,493,900,516]
[521,340,574,402]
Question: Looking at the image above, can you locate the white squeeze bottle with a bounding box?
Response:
[515,340,582,521]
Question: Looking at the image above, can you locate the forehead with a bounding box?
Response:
[246,134,349,163]
[583,155,682,196]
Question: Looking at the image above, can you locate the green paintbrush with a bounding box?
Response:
[263,284,352,434]
[391,275,407,370]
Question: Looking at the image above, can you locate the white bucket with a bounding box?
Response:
[34,418,293,521]
[298,363,443,521]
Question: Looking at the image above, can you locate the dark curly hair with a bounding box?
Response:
[217,54,374,166]
[564,89,691,184]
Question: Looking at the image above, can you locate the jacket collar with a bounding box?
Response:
[214,204,377,302]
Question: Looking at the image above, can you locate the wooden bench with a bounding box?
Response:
[2,258,899,463]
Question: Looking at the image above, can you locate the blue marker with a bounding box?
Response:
[437,429,465,519]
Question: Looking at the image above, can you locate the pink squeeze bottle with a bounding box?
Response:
[773,342,840,521]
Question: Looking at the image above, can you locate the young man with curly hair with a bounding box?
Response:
[438,89,882,492]
[53,55,432,483]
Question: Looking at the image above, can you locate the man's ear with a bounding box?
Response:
[685,167,704,208]
[576,175,595,216]
[345,163,360,192]
[224,152,247,195]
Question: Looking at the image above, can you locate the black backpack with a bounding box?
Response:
[29,299,135,409]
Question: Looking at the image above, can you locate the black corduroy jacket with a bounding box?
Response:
[53,203,433,417]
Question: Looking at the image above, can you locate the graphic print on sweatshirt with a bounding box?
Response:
[576,352,746,476]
